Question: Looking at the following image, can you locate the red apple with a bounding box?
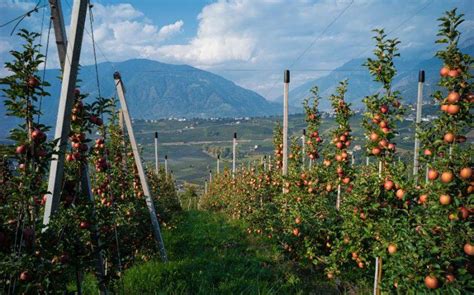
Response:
[447,92,460,103]
[448,69,459,78]
[79,221,90,229]
[440,66,449,77]
[16,145,27,154]
[27,76,40,88]
[384,180,395,191]
[19,271,31,282]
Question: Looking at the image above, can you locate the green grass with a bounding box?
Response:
[83,210,341,294]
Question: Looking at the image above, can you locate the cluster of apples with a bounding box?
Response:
[66,132,87,162]
[15,128,48,170]
[306,130,322,160]
[369,105,397,156]
[274,143,283,170]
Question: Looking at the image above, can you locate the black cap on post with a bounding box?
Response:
[418,70,425,83]
[217,154,220,159]
[234,132,237,139]
[155,132,158,139]
[284,69,290,83]
[165,155,168,160]
[113,71,121,80]
[303,129,306,135]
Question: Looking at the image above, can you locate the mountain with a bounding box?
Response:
[0,59,281,138]
[282,45,474,112]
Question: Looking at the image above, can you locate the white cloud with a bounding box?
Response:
[154,0,473,99]
[0,0,36,10]
[79,3,184,62]
[0,40,12,54]
[158,20,184,40]
[93,3,143,21]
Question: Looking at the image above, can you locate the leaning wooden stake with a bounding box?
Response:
[45,0,107,292]
[44,0,88,224]
[165,155,169,176]
[282,70,290,176]
[217,154,220,174]
[154,132,159,174]
[413,70,425,183]
[49,0,68,69]
[113,72,168,262]
[81,168,107,292]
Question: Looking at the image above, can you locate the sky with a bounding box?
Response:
[1,0,473,100]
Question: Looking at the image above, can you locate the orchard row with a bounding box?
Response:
[202,9,473,293]
[0,30,181,293]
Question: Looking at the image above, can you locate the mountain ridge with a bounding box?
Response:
[280,44,474,111]
[0,59,281,138]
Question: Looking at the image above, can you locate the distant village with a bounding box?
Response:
[135,101,438,125]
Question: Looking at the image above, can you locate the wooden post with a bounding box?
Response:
[217,154,220,174]
[282,70,290,176]
[44,0,88,224]
[351,152,355,166]
[45,1,107,292]
[80,168,106,293]
[301,129,306,170]
[118,109,124,131]
[263,155,267,171]
[232,132,237,178]
[209,170,212,184]
[154,132,159,174]
[373,160,383,294]
[373,257,380,295]
[113,72,168,262]
[48,0,68,69]
[413,70,424,182]
[425,165,429,183]
[336,184,341,210]
[204,180,208,194]
[366,156,370,166]
[165,155,168,176]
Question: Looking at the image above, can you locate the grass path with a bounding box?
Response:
[84,210,341,294]
[118,210,290,294]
